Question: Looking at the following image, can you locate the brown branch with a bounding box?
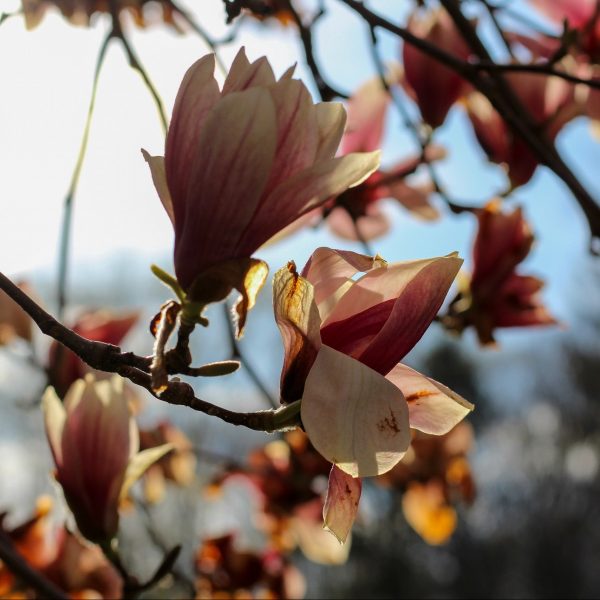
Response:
[0,271,298,433]
[0,531,68,600]
[337,0,600,251]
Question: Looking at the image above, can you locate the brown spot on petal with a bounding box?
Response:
[377,408,401,434]
[406,390,436,404]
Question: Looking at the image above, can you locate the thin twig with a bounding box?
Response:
[0,532,68,600]
[0,270,298,432]
[481,0,516,59]
[57,29,112,319]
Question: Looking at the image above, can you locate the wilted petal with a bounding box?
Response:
[237,151,381,255]
[321,254,462,374]
[323,465,362,543]
[386,363,473,435]
[301,246,385,322]
[273,262,321,403]
[222,49,276,94]
[301,345,410,478]
[141,151,174,227]
[175,87,277,288]
[165,54,220,214]
[233,258,269,337]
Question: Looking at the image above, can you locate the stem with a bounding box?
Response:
[57,29,111,319]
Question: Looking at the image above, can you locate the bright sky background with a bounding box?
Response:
[1,0,599,326]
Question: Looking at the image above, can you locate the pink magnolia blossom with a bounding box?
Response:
[144,49,379,332]
[466,70,579,188]
[325,75,442,241]
[43,375,171,543]
[403,8,472,128]
[273,248,473,541]
[446,200,556,344]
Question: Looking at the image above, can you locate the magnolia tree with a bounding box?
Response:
[0,0,597,597]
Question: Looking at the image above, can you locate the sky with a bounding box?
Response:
[0,0,599,327]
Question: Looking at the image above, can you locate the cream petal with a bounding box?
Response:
[323,465,362,544]
[386,363,473,435]
[235,151,380,255]
[41,386,67,467]
[142,151,175,227]
[301,345,410,478]
[292,511,351,564]
[165,54,220,217]
[314,102,347,160]
[174,87,277,288]
[301,247,385,323]
[273,262,321,403]
[119,444,173,501]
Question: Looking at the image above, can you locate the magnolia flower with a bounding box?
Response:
[466,71,580,188]
[445,200,556,344]
[273,248,473,541]
[403,8,472,128]
[43,375,171,543]
[144,48,379,333]
[21,0,178,30]
[324,75,442,241]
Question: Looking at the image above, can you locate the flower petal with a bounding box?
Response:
[323,465,362,544]
[42,386,67,467]
[142,151,175,227]
[301,246,385,323]
[175,87,277,287]
[165,53,220,216]
[273,262,321,403]
[236,151,381,255]
[314,102,346,160]
[301,345,410,478]
[119,444,173,501]
[222,48,276,94]
[386,363,473,435]
[321,254,462,374]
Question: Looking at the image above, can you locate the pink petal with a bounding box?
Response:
[235,151,381,257]
[384,182,439,221]
[222,48,276,95]
[174,87,277,288]
[273,262,322,403]
[165,54,220,220]
[326,205,391,241]
[323,465,362,543]
[42,386,67,468]
[531,0,595,27]
[301,246,386,322]
[386,363,473,435]
[321,254,462,375]
[301,345,410,478]
[261,79,319,197]
[341,76,389,154]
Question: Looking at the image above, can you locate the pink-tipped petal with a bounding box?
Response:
[386,363,473,435]
[323,465,362,543]
[175,87,277,288]
[321,254,462,374]
[273,263,322,403]
[142,151,175,227]
[301,345,410,478]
